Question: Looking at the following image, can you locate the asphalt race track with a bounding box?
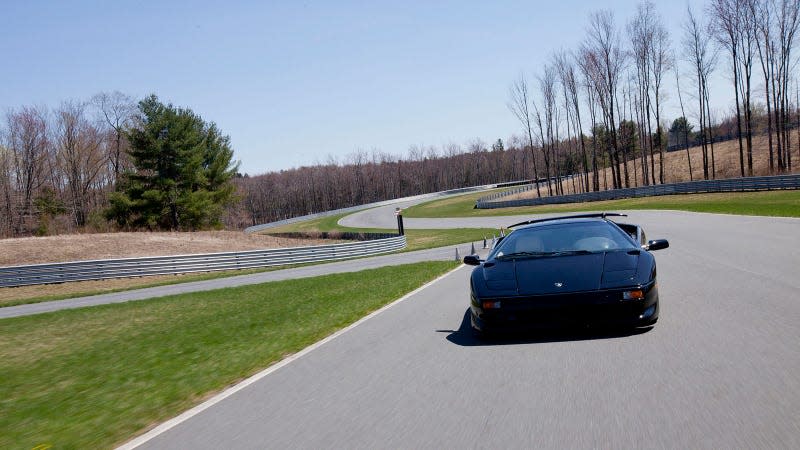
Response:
[125,207,800,449]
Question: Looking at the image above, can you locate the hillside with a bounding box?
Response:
[509,135,800,200]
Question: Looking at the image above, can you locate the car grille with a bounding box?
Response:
[486,291,647,326]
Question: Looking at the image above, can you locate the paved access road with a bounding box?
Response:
[130,210,800,449]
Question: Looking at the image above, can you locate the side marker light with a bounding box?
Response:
[623,290,644,300]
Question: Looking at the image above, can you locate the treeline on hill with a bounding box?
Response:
[231,110,799,229]
[506,0,800,198]
[1,93,798,238]
[0,93,133,238]
[2,0,800,238]
[233,139,557,227]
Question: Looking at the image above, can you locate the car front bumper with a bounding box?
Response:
[470,285,659,333]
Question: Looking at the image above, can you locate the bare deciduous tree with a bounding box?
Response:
[710,0,748,176]
[752,0,778,171]
[0,143,13,234]
[648,4,672,184]
[508,74,542,197]
[776,0,800,170]
[673,60,694,180]
[532,65,559,196]
[55,101,107,226]
[750,0,800,172]
[92,91,135,181]
[577,49,602,191]
[555,51,591,193]
[738,1,758,175]
[4,106,51,234]
[628,1,656,185]
[684,6,719,179]
[584,10,626,189]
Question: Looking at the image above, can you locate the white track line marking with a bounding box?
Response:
[117,264,467,449]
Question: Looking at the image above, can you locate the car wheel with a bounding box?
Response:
[470,312,489,339]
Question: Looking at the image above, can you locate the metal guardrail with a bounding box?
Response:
[473,174,575,204]
[1,182,510,288]
[0,235,406,288]
[477,181,545,203]
[476,174,800,209]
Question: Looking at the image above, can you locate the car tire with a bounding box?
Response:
[470,311,488,339]
[472,323,494,340]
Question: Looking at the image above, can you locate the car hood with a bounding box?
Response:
[482,251,641,295]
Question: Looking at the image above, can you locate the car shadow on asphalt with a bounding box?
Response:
[438,309,653,346]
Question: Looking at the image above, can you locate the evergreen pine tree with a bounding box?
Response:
[106,95,239,230]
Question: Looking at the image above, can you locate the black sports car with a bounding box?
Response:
[463,213,668,336]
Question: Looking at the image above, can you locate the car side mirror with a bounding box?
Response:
[646,239,669,251]
[463,255,482,266]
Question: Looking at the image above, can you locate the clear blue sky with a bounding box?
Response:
[3,0,719,175]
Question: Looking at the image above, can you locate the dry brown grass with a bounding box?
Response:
[0,231,341,305]
[509,135,800,200]
[0,230,332,267]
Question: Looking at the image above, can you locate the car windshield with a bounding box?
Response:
[491,221,637,259]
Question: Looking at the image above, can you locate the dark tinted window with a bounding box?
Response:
[492,221,636,258]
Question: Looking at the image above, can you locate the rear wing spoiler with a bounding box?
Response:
[507,212,627,229]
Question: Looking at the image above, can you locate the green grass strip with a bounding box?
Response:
[402,190,800,218]
[266,211,496,252]
[0,261,459,449]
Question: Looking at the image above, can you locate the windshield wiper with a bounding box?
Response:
[498,250,596,259]
[497,251,554,259]
[549,250,595,256]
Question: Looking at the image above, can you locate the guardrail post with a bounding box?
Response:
[395,208,405,235]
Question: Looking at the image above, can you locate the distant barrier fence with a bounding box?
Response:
[267,231,398,240]
[0,234,406,288]
[477,176,573,204]
[476,174,800,209]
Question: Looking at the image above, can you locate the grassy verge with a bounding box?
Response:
[403,228,497,250]
[0,265,300,308]
[402,191,494,218]
[402,190,800,218]
[0,261,459,449]
[266,211,496,252]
